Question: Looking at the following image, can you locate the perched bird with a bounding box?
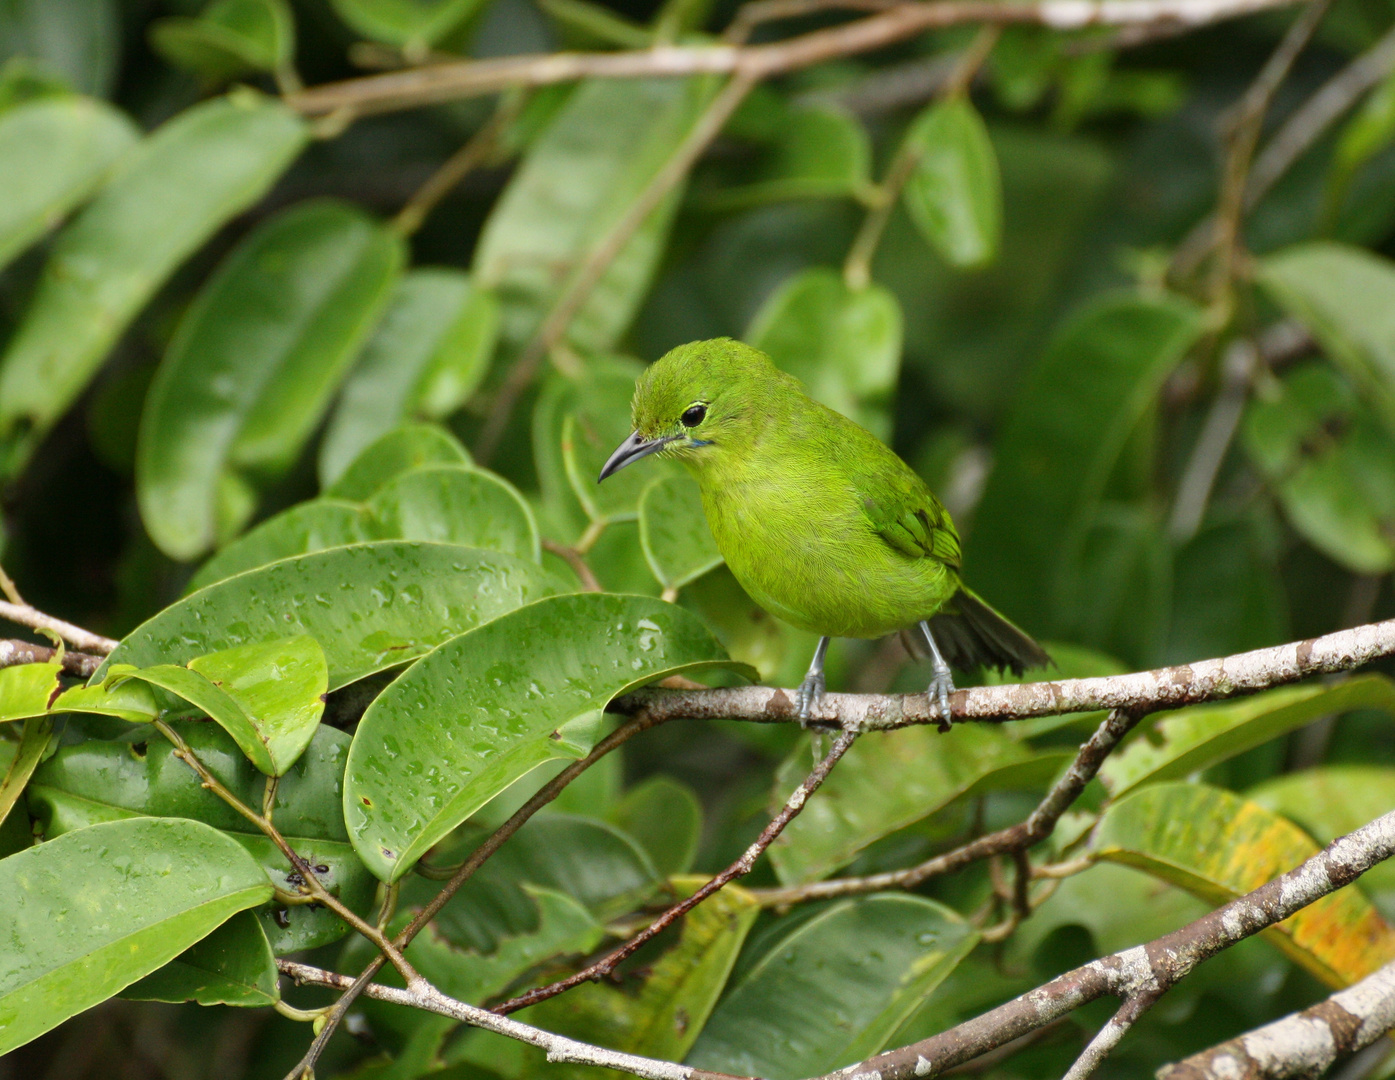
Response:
[599,337,1049,722]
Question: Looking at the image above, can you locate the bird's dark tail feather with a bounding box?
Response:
[899,586,1051,677]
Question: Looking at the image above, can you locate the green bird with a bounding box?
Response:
[599,337,1049,721]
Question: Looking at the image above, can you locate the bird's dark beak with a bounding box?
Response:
[598,431,672,482]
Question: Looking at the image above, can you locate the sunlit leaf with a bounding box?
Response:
[122,909,278,1007]
[345,593,755,881]
[366,465,540,562]
[0,715,51,829]
[185,500,369,593]
[0,817,272,1054]
[902,97,1003,268]
[325,422,471,502]
[638,473,721,591]
[0,660,60,723]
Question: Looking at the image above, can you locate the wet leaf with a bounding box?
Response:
[185,499,369,593]
[149,0,294,83]
[1092,782,1395,986]
[0,92,307,479]
[365,465,540,563]
[686,894,977,1079]
[138,199,405,560]
[746,267,903,439]
[320,269,499,486]
[607,775,703,878]
[122,909,277,1006]
[638,474,721,591]
[1100,676,1395,798]
[902,97,1003,268]
[99,541,561,691]
[344,593,754,881]
[0,817,271,1054]
[0,96,136,273]
[325,422,471,502]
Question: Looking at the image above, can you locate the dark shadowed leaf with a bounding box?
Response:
[122,909,277,1006]
[328,0,487,48]
[149,0,294,83]
[345,593,754,881]
[707,107,871,208]
[902,97,1003,268]
[0,817,271,1054]
[638,474,721,591]
[607,775,703,877]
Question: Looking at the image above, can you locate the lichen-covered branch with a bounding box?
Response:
[1156,958,1395,1079]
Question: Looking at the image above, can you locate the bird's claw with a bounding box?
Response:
[796,671,826,727]
[927,669,955,733]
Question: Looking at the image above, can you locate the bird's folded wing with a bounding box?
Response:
[859,479,962,568]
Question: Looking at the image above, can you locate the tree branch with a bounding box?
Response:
[816,806,1395,1080]
[1157,958,1395,1079]
[611,619,1395,730]
[0,599,117,656]
[285,0,1302,117]
[0,638,102,677]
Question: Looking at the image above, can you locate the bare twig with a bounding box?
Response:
[474,71,757,462]
[541,538,603,592]
[0,598,117,655]
[1157,958,1395,1079]
[0,638,102,677]
[1064,991,1163,1080]
[286,0,1303,117]
[0,566,22,605]
[818,807,1395,1080]
[492,729,858,1013]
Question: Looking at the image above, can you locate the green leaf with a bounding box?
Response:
[149,0,295,83]
[365,465,540,563]
[0,660,60,723]
[345,592,754,881]
[474,77,714,355]
[902,97,1003,268]
[186,499,369,593]
[1092,782,1395,987]
[637,474,721,591]
[607,775,703,877]
[138,199,405,560]
[99,541,561,691]
[526,879,760,1068]
[320,270,498,486]
[30,722,375,954]
[0,0,120,97]
[1100,676,1395,798]
[686,894,977,1079]
[122,909,278,1006]
[1259,243,1395,434]
[1242,362,1395,574]
[326,422,471,502]
[769,725,1050,884]
[971,293,1204,630]
[707,107,872,208]
[0,817,272,1054]
[0,92,307,479]
[328,0,487,48]
[0,715,51,829]
[746,267,903,439]
[0,96,136,273]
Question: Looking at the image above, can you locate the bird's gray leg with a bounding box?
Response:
[796,636,830,725]
[919,620,955,732]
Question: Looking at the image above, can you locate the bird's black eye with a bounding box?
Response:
[681,404,707,428]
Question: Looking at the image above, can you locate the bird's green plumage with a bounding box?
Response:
[620,337,1047,674]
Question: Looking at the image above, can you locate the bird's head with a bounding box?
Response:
[598,337,779,482]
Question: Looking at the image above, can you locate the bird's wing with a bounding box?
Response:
[850,440,962,569]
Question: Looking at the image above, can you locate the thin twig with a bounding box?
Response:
[0,638,102,677]
[474,70,757,463]
[0,598,117,655]
[286,0,1303,117]
[493,729,859,1014]
[0,566,22,605]
[1062,991,1163,1080]
[541,538,604,592]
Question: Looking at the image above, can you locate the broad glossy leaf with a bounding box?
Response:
[1243,362,1395,574]
[0,0,119,96]
[902,97,1003,268]
[328,0,486,48]
[638,474,721,591]
[0,715,50,828]
[30,722,375,954]
[99,541,561,691]
[0,96,136,273]
[474,77,713,354]
[150,0,294,82]
[1092,782,1395,986]
[972,293,1203,630]
[608,775,703,877]
[709,107,871,208]
[345,592,754,881]
[366,465,540,562]
[1100,676,1395,798]
[186,499,369,593]
[770,725,1044,884]
[138,199,404,559]
[0,92,307,479]
[746,267,903,438]
[326,422,471,502]
[687,894,977,1079]
[320,270,498,485]
[122,909,277,1006]
[0,660,59,722]
[1259,243,1395,433]
[0,817,272,1054]
[527,879,759,1067]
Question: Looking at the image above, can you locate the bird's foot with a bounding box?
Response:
[796,670,826,727]
[927,668,955,733]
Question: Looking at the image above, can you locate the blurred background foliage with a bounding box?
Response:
[4,0,1395,1076]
